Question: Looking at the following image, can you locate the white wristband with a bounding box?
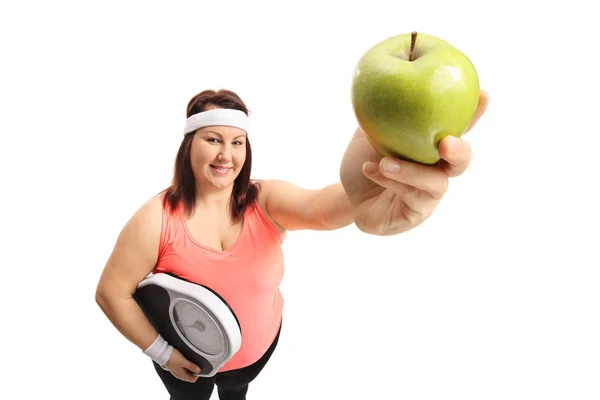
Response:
[143,334,173,367]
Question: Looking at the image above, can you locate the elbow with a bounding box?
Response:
[95,284,110,311]
[95,281,120,313]
[95,280,135,311]
[324,219,354,231]
[317,209,354,231]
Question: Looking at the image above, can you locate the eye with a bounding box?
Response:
[206,138,220,143]
[233,140,244,146]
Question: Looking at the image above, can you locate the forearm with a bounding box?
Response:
[314,183,354,230]
[96,291,159,351]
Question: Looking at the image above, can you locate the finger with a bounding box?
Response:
[437,136,472,178]
[364,158,449,200]
[183,362,201,382]
[465,90,489,133]
[177,369,199,383]
[362,162,440,219]
[363,161,418,196]
[187,362,201,375]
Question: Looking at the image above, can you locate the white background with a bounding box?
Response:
[1,0,598,399]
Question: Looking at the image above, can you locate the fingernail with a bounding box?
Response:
[447,136,459,154]
[363,162,378,174]
[382,158,401,173]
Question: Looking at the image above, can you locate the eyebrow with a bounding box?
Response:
[204,130,246,139]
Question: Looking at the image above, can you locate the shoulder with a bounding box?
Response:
[253,180,287,237]
[121,193,169,260]
[253,179,283,210]
[253,179,298,196]
[134,193,165,226]
[120,194,165,248]
[113,192,169,257]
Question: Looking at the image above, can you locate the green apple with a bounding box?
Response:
[351,32,480,165]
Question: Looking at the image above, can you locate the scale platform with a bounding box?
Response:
[133,273,242,377]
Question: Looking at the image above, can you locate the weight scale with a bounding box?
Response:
[133,273,242,377]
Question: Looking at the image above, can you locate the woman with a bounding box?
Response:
[95,88,489,400]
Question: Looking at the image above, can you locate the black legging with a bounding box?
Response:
[153,323,281,400]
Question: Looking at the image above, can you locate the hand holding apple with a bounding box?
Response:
[340,91,488,236]
[340,31,489,235]
[351,31,481,165]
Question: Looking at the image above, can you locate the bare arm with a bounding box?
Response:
[261,180,354,231]
[95,195,163,351]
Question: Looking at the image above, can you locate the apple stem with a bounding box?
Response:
[409,31,417,61]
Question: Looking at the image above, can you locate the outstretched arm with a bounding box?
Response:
[259,90,489,236]
[260,180,353,231]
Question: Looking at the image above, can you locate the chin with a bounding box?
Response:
[212,179,236,189]
[210,174,238,188]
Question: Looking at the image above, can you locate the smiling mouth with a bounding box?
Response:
[210,165,232,174]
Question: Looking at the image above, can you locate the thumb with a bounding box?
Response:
[187,361,201,374]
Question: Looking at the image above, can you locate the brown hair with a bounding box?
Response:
[162,89,260,222]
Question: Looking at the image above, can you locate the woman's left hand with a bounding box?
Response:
[340,90,489,236]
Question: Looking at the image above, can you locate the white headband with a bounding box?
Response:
[184,108,249,136]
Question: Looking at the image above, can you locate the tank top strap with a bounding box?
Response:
[156,191,185,260]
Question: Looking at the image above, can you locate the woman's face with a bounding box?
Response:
[189,108,247,191]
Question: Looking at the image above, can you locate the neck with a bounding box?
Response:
[194,182,234,213]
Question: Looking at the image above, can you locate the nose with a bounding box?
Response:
[217,145,232,162]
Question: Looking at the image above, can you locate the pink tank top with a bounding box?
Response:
[153,194,285,372]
